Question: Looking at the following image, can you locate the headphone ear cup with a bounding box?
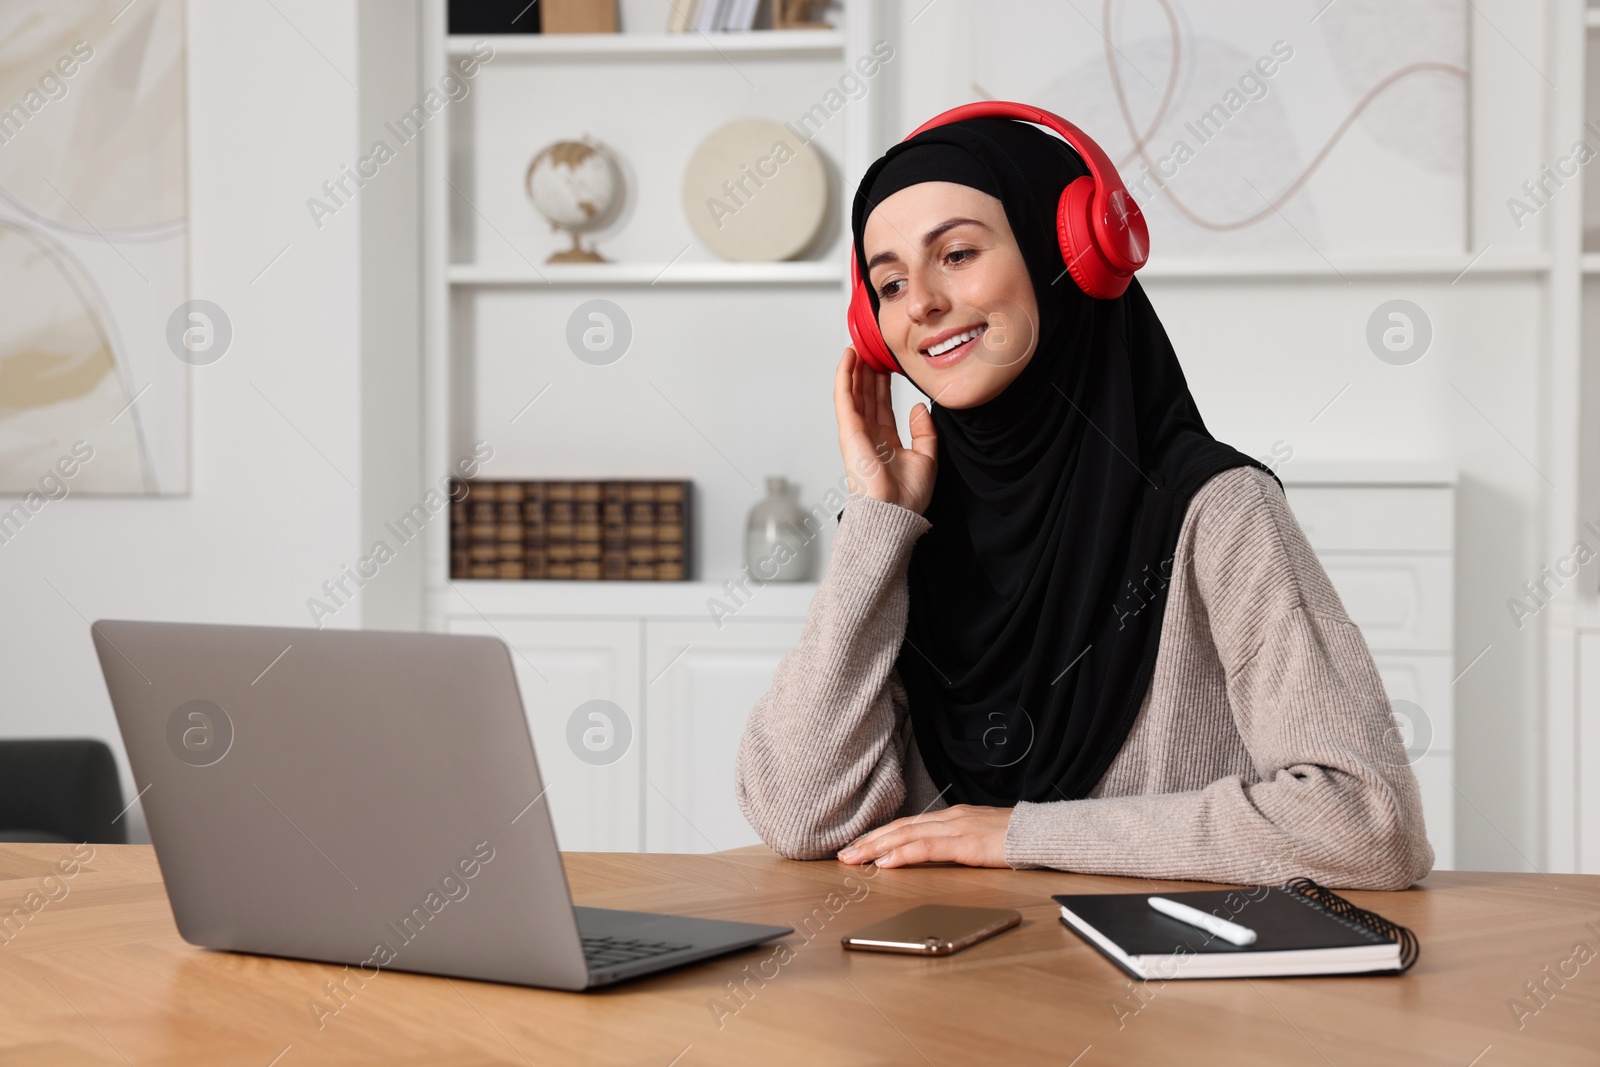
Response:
[1057,176,1134,300]
[847,261,900,374]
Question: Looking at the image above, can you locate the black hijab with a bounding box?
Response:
[850,116,1277,808]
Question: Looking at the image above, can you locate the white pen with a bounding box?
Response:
[1147,896,1258,947]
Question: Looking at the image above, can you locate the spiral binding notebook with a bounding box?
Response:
[1054,877,1420,980]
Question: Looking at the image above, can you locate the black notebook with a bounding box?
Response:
[1054,877,1420,980]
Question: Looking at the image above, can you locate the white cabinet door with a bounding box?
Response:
[445,617,642,852]
[643,619,804,854]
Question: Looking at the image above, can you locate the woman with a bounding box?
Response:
[734,113,1434,891]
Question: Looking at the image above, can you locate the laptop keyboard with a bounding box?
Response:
[582,934,693,970]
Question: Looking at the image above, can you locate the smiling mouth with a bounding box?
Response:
[921,323,988,358]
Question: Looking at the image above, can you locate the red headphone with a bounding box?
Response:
[847,101,1149,375]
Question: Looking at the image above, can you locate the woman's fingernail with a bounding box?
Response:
[839,847,859,861]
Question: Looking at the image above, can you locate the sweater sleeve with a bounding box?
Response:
[734,491,941,859]
[1002,468,1437,891]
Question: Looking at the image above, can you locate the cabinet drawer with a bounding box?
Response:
[1321,556,1452,651]
[1371,653,1454,755]
[1283,486,1453,552]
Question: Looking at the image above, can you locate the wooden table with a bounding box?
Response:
[0,844,1596,1065]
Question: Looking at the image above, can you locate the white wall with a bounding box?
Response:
[357,0,424,629]
[0,0,416,841]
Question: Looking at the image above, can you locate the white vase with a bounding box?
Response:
[744,476,813,582]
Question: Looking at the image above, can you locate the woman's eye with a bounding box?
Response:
[873,248,974,299]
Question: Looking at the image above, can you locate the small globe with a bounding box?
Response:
[525,139,622,262]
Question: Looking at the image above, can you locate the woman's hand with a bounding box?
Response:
[836,804,1012,868]
[834,346,938,515]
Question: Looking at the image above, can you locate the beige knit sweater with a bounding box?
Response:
[734,465,1435,891]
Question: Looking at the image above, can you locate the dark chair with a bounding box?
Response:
[0,739,128,844]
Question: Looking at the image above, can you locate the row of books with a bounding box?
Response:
[669,0,762,33]
[450,480,691,581]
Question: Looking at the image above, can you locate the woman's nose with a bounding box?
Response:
[906,268,949,323]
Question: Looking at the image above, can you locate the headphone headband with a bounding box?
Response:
[903,101,1147,274]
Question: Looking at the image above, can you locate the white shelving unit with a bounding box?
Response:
[419,0,883,607]
[1561,0,1600,870]
[1557,1,1600,873]
[422,0,880,617]
[419,1,879,852]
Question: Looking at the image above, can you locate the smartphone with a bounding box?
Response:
[840,904,1022,956]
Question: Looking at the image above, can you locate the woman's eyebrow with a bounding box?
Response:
[865,217,991,271]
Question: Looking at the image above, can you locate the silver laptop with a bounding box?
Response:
[91,619,790,991]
